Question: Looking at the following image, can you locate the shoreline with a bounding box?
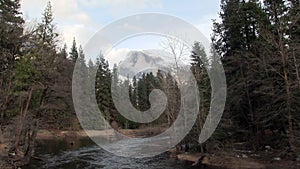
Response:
[35,129,300,169]
[36,127,165,140]
[175,151,300,169]
[1,128,299,169]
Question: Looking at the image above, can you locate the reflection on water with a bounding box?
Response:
[25,138,206,169]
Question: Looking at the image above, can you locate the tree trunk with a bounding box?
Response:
[13,88,33,149]
[0,78,12,121]
[21,120,38,166]
[279,32,294,151]
[8,88,37,167]
[292,48,300,89]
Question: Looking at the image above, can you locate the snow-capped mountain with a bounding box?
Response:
[118,49,175,78]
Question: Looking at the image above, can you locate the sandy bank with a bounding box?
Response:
[36,127,166,140]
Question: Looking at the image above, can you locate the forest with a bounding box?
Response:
[0,0,300,168]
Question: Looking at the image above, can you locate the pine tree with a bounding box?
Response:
[137,73,149,111]
[36,1,58,48]
[262,0,300,151]
[60,44,68,59]
[212,0,276,144]
[69,38,78,63]
[88,59,94,70]
[0,0,24,71]
[212,0,300,151]
[95,53,112,120]
[78,45,86,68]
[190,41,208,68]
[189,42,211,151]
[112,64,119,89]
[0,0,24,121]
[131,76,138,108]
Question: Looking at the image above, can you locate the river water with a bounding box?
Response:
[25,138,207,169]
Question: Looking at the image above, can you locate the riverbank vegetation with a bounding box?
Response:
[0,0,300,168]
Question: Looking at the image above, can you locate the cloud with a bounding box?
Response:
[122,23,143,32]
[79,0,163,16]
[196,13,220,40]
[59,24,96,49]
[105,48,131,67]
[21,0,97,48]
[79,0,162,9]
[20,0,47,20]
[20,0,220,53]
[21,0,92,24]
[51,0,93,25]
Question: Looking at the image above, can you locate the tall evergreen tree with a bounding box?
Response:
[0,0,24,121]
[78,45,86,67]
[212,0,300,151]
[69,38,78,63]
[190,41,208,68]
[262,0,300,151]
[95,53,112,120]
[60,43,68,59]
[112,64,119,89]
[36,1,58,49]
[131,76,138,108]
[0,0,24,72]
[137,73,149,111]
[212,0,278,144]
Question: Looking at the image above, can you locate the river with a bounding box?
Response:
[24,138,208,169]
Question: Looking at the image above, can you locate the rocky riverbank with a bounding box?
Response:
[1,128,299,169]
[41,129,299,169]
[175,150,300,169]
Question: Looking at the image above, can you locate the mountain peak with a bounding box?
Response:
[118,49,173,78]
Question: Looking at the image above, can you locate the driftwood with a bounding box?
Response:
[192,154,206,166]
[31,155,44,161]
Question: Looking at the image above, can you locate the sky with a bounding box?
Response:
[21,0,221,47]
[20,0,221,65]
